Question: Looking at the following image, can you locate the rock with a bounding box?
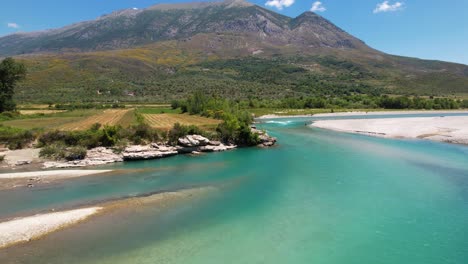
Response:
[252,128,277,147]
[199,144,237,152]
[208,140,222,146]
[122,145,178,161]
[43,147,123,169]
[178,135,210,147]
[15,160,32,166]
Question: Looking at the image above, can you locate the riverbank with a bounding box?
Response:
[0,133,277,171]
[313,110,468,117]
[312,116,468,145]
[257,110,468,119]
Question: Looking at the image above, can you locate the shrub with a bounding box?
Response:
[39,144,66,160]
[0,125,35,150]
[168,123,204,145]
[64,146,87,161]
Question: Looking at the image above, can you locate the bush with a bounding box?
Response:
[64,146,87,161]
[39,144,66,160]
[40,144,87,161]
[0,125,35,150]
[168,123,204,145]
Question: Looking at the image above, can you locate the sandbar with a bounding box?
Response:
[312,116,468,145]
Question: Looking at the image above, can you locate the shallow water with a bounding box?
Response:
[1,115,468,263]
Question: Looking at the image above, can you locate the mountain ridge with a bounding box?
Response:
[0,0,369,55]
[0,0,466,102]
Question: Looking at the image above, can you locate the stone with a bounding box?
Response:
[15,160,32,166]
[122,145,178,161]
[178,135,210,147]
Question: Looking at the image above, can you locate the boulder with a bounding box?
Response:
[200,144,237,152]
[252,128,277,147]
[178,135,210,147]
[122,145,177,161]
[208,140,222,146]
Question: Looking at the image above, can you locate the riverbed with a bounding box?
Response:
[1,113,467,263]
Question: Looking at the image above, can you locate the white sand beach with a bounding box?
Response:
[313,110,468,117]
[0,207,102,249]
[0,170,112,180]
[312,116,468,145]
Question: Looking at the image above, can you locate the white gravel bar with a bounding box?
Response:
[312,116,468,145]
[0,207,102,249]
[0,170,112,180]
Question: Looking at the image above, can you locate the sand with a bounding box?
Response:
[312,110,468,117]
[312,116,468,145]
[0,185,218,249]
[0,170,113,180]
[0,207,102,249]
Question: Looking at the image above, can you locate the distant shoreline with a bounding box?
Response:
[257,110,468,119]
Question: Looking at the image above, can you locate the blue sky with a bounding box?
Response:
[1,0,467,65]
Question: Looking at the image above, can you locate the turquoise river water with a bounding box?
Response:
[0,114,467,263]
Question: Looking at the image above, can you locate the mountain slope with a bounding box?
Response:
[0,0,467,102]
[0,0,369,55]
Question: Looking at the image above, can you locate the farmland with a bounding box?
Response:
[59,109,134,131]
[143,113,221,130]
[0,107,221,132]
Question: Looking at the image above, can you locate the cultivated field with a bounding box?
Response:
[19,110,66,115]
[60,109,133,131]
[143,113,221,130]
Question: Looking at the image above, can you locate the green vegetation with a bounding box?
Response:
[0,58,26,112]
[247,95,467,111]
[0,125,35,150]
[174,91,260,146]
[12,49,468,104]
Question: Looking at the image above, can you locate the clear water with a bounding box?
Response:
[1,114,468,263]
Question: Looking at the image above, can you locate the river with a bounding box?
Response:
[1,114,467,263]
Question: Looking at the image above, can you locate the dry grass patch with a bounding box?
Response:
[143,113,221,130]
[2,117,84,130]
[19,110,67,115]
[60,109,132,131]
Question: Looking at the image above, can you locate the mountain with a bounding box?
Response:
[0,0,467,102]
[0,0,368,54]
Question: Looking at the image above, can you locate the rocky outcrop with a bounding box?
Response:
[251,128,277,147]
[178,135,210,147]
[176,135,237,153]
[122,145,178,161]
[44,147,123,169]
[42,132,273,169]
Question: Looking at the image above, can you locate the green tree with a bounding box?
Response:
[0,58,26,112]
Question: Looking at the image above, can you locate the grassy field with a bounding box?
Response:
[1,109,101,130]
[143,113,221,130]
[137,107,182,114]
[1,107,220,132]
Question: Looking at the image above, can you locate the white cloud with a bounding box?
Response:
[311,1,326,12]
[7,22,20,29]
[373,1,404,13]
[265,0,295,10]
